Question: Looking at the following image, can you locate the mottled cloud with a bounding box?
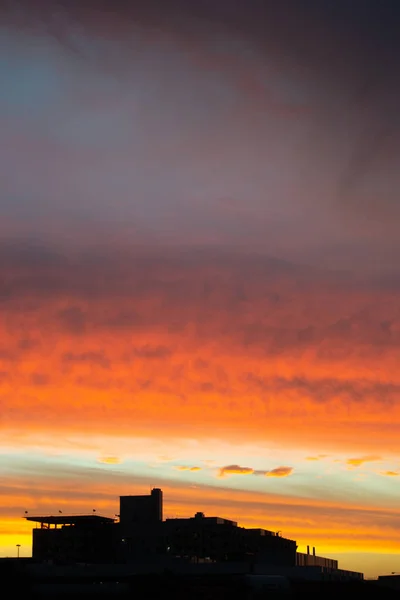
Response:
[380,471,399,477]
[174,466,201,472]
[346,456,382,468]
[2,242,400,365]
[131,346,172,359]
[62,351,110,369]
[1,244,399,457]
[218,465,293,478]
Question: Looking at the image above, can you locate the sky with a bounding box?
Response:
[1,0,400,578]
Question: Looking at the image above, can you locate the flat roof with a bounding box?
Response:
[166,516,238,526]
[26,514,115,526]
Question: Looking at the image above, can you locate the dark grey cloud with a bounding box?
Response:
[57,306,87,335]
[0,240,314,305]
[241,375,400,408]
[131,345,172,359]
[63,371,400,411]
[0,349,15,362]
[1,0,400,272]
[30,372,50,386]
[62,351,110,368]
[0,241,399,362]
[17,337,39,351]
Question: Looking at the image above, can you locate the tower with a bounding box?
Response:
[119,488,163,530]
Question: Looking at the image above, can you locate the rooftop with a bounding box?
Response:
[26,514,115,526]
[166,513,238,527]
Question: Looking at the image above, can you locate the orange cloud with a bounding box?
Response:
[98,457,122,465]
[157,456,175,463]
[266,467,293,478]
[218,465,293,478]
[219,465,254,477]
[380,471,399,477]
[306,455,328,461]
[346,456,382,468]
[175,466,202,472]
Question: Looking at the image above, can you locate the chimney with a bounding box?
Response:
[307,545,310,555]
[313,547,316,556]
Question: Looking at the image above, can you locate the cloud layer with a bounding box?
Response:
[1,0,400,575]
[0,243,399,453]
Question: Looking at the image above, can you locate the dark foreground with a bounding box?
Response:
[6,576,400,599]
[2,560,397,599]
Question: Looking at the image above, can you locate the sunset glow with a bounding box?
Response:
[1,0,400,579]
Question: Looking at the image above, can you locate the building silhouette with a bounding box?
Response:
[27,514,116,564]
[163,512,297,566]
[25,488,362,581]
[120,487,163,528]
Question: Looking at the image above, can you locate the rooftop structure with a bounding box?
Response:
[26,514,115,528]
[166,511,238,527]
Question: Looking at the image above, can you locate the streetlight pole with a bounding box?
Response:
[16,544,21,558]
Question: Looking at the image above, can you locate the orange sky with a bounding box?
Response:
[1,249,400,577]
[1,251,399,451]
[1,0,400,580]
